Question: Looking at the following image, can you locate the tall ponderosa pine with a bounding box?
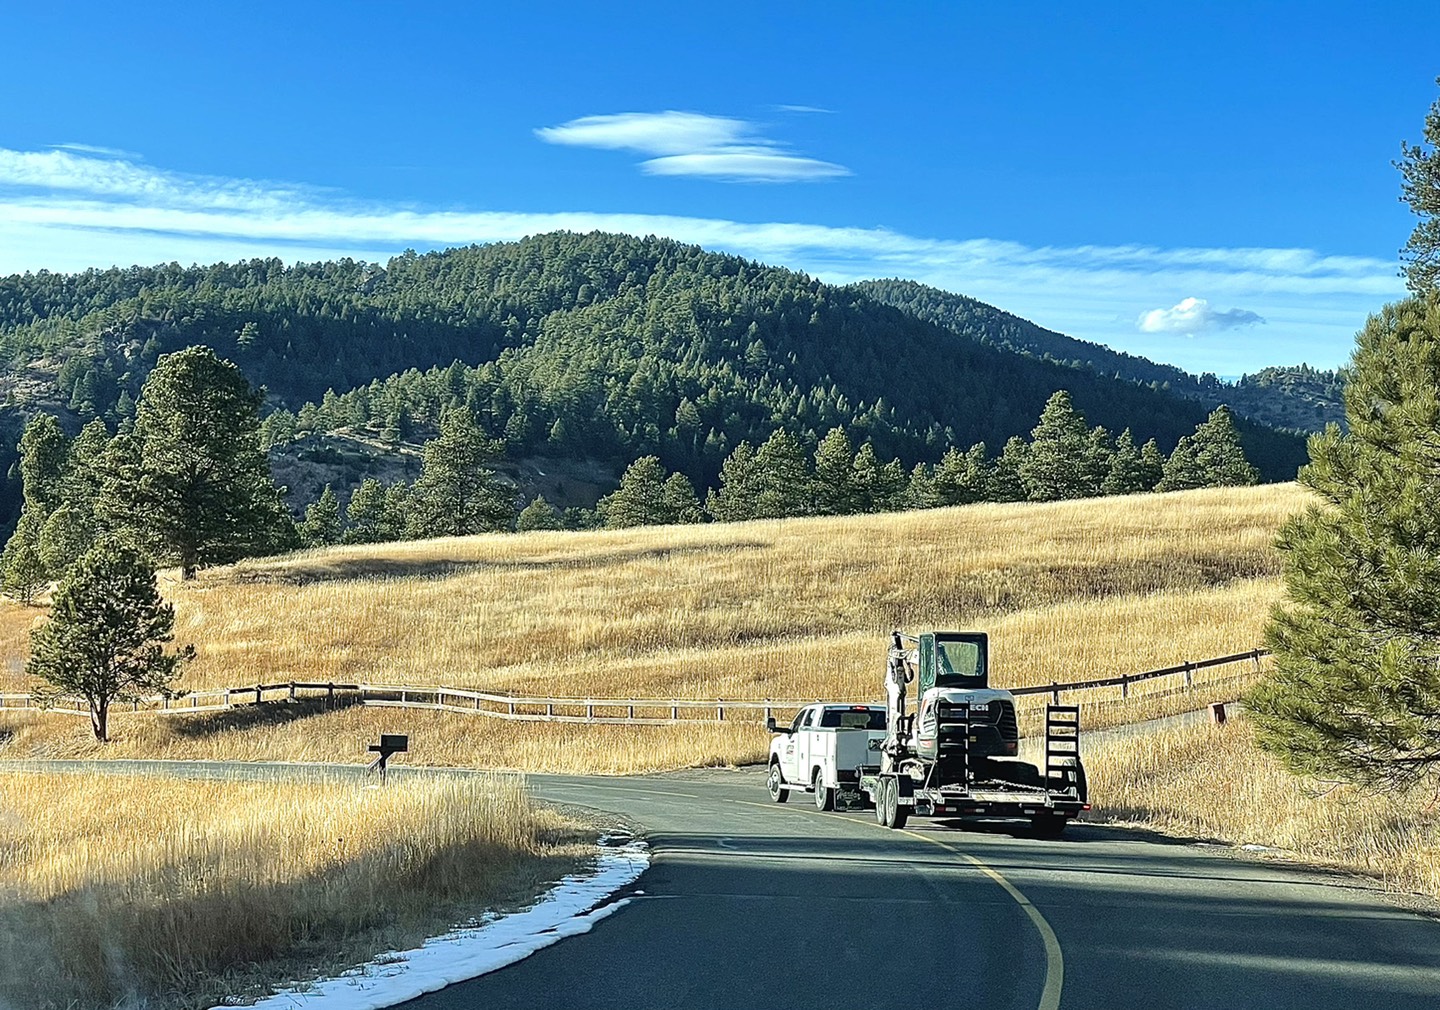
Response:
[342,478,390,544]
[1102,428,1152,495]
[600,455,671,528]
[1249,298,1440,789]
[753,429,812,519]
[988,436,1029,502]
[1,512,48,604]
[708,441,762,522]
[1019,391,1092,500]
[18,414,70,516]
[933,443,989,505]
[28,537,193,741]
[1191,406,1259,486]
[1399,79,1440,295]
[300,484,342,547]
[405,408,516,538]
[812,427,857,515]
[661,473,703,524]
[101,346,293,578]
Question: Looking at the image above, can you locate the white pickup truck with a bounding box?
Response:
[765,703,888,810]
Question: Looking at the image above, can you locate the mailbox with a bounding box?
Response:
[367,734,409,781]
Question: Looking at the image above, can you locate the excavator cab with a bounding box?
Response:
[918,631,989,695]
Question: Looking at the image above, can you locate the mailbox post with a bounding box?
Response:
[367,733,408,783]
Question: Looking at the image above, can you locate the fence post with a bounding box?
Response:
[289,682,296,702]
[671,702,679,721]
[1051,683,1060,705]
[586,701,594,721]
[255,685,262,705]
[1184,662,1193,689]
[1120,676,1130,700]
[508,699,515,715]
[327,682,335,707]
[764,702,772,725]
[628,703,635,720]
[717,699,725,722]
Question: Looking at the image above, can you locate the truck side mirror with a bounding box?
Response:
[765,717,779,733]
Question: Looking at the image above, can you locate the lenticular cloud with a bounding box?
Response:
[1137,297,1265,335]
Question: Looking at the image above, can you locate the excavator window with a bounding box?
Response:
[935,639,986,688]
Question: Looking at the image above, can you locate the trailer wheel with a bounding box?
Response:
[767,762,788,804]
[875,778,892,826]
[888,785,909,830]
[813,769,834,811]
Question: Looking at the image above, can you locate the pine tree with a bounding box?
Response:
[812,427,857,515]
[1156,435,1206,491]
[516,495,566,531]
[934,443,989,505]
[905,462,943,510]
[342,478,389,544]
[988,437,1029,502]
[1102,428,1153,496]
[1138,438,1166,490]
[849,442,886,513]
[1248,298,1440,789]
[1398,78,1440,295]
[27,537,193,741]
[708,441,762,522]
[381,483,412,540]
[300,485,342,547]
[38,503,90,575]
[1019,390,1091,500]
[1190,406,1259,486]
[405,408,516,538]
[661,473,703,524]
[1,511,48,605]
[1081,426,1115,496]
[98,346,293,578]
[599,455,670,528]
[753,429,812,519]
[18,414,70,516]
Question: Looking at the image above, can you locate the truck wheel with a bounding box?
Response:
[1031,814,1067,839]
[813,769,834,811]
[875,779,891,826]
[767,762,788,804]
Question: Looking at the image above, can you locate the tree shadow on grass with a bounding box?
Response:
[230,541,771,586]
[164,694,361,740]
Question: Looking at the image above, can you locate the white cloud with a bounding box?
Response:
[534,110,850,183]
[774,105,835,114]
[0,144,1406,373]
[49,142,143,160]
[1137,297,1266,334]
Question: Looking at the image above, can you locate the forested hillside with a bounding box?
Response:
[0,232,1308,528]
[853,279,1346,433]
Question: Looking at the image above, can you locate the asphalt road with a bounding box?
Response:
[10,760,1440,1009]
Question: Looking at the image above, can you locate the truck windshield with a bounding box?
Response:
[936,639,986,687]
[818,708,886,730]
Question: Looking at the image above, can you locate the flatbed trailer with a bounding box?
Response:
[861,704,1088,835]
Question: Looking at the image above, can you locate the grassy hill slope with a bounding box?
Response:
[0,483,1307,771]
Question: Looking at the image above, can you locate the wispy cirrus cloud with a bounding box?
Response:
[1138,297,1266,335]
[49,142,144,160]
[534,110,850,183]
[0,144,1405,372]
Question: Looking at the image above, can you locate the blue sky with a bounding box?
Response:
[1,2,1435,376]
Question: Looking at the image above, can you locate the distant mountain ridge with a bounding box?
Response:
[0,232,1310,527]
[850,279,1346,434]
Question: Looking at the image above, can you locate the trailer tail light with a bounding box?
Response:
[1082,804,1091,811]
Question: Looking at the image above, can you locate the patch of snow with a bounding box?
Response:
[1241,843,1285,853]
[218,835,648,1010]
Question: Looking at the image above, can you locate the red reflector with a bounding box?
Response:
[1082,804,1092,811]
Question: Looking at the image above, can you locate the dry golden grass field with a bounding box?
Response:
[1086,718,1440,902]
[0,770,588,1010]
[0,484,1308,770]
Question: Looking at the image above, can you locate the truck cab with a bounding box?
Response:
[767,704,887,810]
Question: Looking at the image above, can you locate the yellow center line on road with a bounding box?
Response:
[897,827,1064,1010]
[729,797,1063,1010]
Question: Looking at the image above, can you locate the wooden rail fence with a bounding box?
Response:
[0,649,1269,726]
